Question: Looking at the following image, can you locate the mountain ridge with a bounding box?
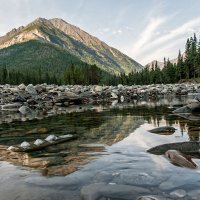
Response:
[0,17,143,74]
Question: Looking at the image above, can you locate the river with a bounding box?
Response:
[0,96,200,200]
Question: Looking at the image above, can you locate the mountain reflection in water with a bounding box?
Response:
[1,96,200,199]
[0,95,200,176]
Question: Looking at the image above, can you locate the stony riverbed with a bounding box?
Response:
[1,84,200,200]
[1,82,200,124]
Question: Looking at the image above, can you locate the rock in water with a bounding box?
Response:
[34,139,44,146]
[147,141,200,155]
[20,141,30,149]
[81,183,150,200]
[45,135,58,142]
[173,102,200,113]
[148,126,176,135]
[19,106,32,114]
[165,150,197,169]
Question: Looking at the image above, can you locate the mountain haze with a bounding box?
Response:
[0,17,143,74]
[146,57,179,69]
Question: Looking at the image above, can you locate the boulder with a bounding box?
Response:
[25,84,37,95]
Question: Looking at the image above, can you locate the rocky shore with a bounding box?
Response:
[1,83,200,123]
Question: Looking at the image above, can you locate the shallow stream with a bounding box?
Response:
[1,96,200,200]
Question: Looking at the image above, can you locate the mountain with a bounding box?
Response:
[146,57,179,69]
[0,17,143,74]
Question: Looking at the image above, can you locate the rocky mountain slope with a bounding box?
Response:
[0,17,143,74]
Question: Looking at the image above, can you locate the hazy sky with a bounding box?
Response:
[1,0,200,65]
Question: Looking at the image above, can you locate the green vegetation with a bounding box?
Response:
[0,40,109,85]
[0,34,200,85]
[119,33,200,85]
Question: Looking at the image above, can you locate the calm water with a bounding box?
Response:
[1,96,200,200]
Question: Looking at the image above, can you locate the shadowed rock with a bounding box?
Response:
[173,102,200,114]
[148,126,176,135]
[147,141,200,156]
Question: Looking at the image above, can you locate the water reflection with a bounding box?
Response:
[0,95,200,177]
[1,96,200,199]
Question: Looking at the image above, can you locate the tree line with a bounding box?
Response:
[0,34,200,85]
[115,33,200,85]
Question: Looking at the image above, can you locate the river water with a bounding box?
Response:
[0,96,200,200]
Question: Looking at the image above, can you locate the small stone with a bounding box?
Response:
[20,141,30,149]
[34,139,44,146]
[18,83,26,90]
[94,85,103,92]
[45,135,58,142]
[111,92,118,99]
[7,146,19,151]
[13,95,26,102]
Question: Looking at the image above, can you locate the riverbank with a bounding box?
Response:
[1,83,200,123]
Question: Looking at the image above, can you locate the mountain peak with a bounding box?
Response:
[0,17,143,74]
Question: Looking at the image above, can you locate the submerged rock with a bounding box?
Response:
[81,183,150,200]
[148,126,176,135]
[165,150,197,169]
[170,189,186,198]
[137,196,166,200]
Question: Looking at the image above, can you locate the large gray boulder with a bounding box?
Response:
[25,84,37,95]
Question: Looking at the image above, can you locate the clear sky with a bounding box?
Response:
[1,0,200,65]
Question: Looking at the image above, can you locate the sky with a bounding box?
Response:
[1,0,200,65]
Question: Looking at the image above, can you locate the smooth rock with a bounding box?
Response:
[34,139,44,146]
[20,141,30,149]
[147,141,200,155]
[45,135,58,142]
[19,106,32,114]
[148,126,176,135]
